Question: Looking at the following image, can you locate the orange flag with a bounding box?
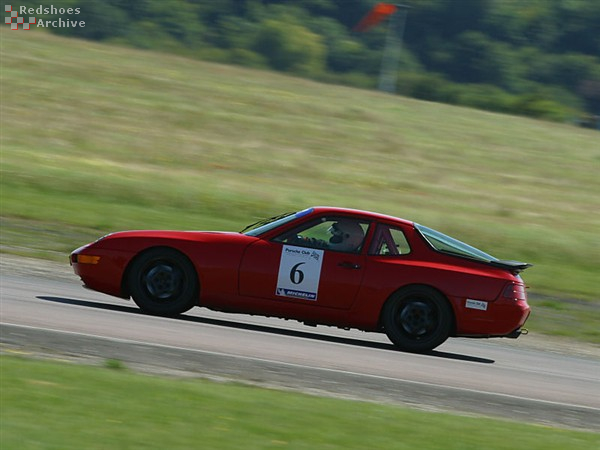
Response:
[353,3,398,32]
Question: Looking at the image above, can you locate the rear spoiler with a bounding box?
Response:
[488,260,533,274]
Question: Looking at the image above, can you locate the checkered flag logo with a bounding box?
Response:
[5,5,36,30]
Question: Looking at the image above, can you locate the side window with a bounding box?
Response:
[369,224,411,256]
[273,217,369,254]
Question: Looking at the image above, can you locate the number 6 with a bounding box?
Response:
[290,262,305,284]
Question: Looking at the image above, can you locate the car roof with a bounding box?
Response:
[308,206,415,227]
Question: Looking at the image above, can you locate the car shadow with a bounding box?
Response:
[36,296,495,364]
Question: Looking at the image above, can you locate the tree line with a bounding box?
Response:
[21,0,600,124]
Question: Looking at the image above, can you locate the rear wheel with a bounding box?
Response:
[382,286,453,353]
[128,248,198,316]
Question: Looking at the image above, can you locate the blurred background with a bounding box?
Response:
[6,0,600,123]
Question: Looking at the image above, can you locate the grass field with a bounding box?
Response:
[1,356,598,450]
[0,29,599,343]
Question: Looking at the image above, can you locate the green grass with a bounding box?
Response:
[1,356,598,450]
[526,295,600,342]
[0,29,599,342]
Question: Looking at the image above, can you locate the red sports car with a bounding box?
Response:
[70,207,531,352]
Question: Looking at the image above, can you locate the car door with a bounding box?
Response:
[239,217,370,310]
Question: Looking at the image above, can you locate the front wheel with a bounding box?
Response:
[381,286,453,353]
[128,248,198,316]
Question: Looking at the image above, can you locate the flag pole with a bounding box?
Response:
[378,4,410,94]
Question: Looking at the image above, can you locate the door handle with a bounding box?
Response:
[338,262,361,269]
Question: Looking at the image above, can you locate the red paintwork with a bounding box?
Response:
[71,207,530,339]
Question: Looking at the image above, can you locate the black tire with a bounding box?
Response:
[128,248,198,316]
[381,286,453,353]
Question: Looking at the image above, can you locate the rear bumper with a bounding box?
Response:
[453,295,531,338]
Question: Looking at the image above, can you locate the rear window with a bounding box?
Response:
[415,224,496,263]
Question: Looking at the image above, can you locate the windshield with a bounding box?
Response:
[242,208,313,236]
[415,224,497,262]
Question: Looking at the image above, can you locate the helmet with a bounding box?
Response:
[328,221,364,252]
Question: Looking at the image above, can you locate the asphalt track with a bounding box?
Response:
[1,258,599,431]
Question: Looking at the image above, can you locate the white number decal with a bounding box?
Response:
[276,246,324,301]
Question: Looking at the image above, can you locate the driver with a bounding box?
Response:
[327,220,365,252]
[288,220,365,253]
